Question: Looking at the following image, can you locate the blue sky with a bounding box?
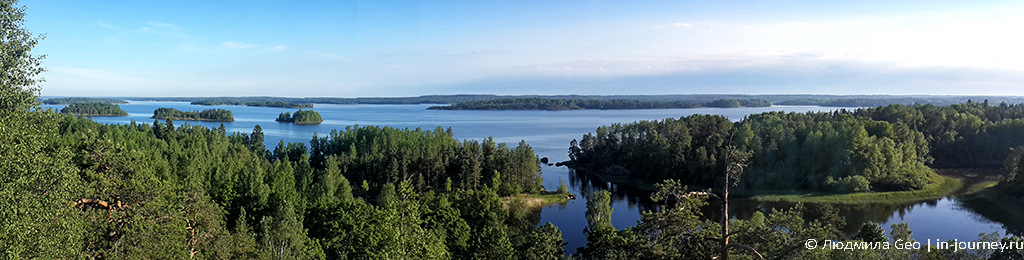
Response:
[24,0,1024,97]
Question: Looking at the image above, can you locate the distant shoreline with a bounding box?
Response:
[41,94,1024,108]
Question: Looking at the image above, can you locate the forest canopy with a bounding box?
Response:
[568,101,1024,194]
[59,102,128,116]
[276,110,323,124]
[152,107,234,122]
[192,99,313,108]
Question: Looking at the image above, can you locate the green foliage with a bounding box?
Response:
[521,223,567,260]
[276,109,323,124]
[152,107,234,121]
[2,2,566,259]
[852,222,887,242]
[570,110,937,193]
[1002,146,1024,186]
[704,98,772,108]
[569,101,1024,194]
[556,179,568,194]
[192,98,312,108]
[59,102,128,116]
[310,126,542,195]
[0,0,45,113]
[0,109,83,258]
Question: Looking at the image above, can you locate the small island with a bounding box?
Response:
[191,99,313,108]
[152,108,234,122]
[59,102,129,116]
[44,97,128,105]
[428,97,772,110]
[276,109,324,124]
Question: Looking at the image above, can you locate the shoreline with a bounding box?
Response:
[567,164,998,205]
[152,116,234,122]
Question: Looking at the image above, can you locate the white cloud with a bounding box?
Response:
[653,22,693,29]
[306,50,346,61]
[95,21,121,30]
[139,21,185,38]
[268,44,288,51]
[220,41,258,49]
[143,21,180,31]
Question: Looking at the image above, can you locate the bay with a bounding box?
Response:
[42,101,1007,254]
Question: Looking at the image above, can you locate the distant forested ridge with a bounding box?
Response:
[119,94,1024,108]
[42,97,127,104]
[428,98,771,110]
[59,102,129,116]
[152,108,234,122]
[276,110,323,124]
[191,98,313,108]
[568,100,1024,194]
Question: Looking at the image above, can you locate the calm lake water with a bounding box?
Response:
[42,102,1008,254]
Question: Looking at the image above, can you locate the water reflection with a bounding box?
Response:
[566,168,1007,242]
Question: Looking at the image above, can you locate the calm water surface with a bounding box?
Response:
[43,102,1008,254]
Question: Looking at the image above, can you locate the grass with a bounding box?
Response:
[501,191,575,210]
[963,180,999,195]
[751,173,962,204]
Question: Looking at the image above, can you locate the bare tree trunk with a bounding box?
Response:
[721,152,730,260]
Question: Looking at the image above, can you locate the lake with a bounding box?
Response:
[42,101,1008,254]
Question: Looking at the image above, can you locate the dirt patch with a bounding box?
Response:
[934,168,1002,194]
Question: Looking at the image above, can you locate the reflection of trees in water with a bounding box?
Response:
[959,197,1024,237]
[568,169,657,213]
[569,168,980,237]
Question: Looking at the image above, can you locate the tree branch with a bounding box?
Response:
[727,243,765,260]
[682,191,722,201]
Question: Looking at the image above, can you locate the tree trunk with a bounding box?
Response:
[721,164,730,260]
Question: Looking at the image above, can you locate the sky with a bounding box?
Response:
[23,0,1024,97]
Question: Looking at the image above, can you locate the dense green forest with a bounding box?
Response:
[59,102,129,116]
[192,99,313,108]
[153,107,234,122]
[568,101,1024,194]
[276,110,324,124]
[428,98,771,110]
[42,97,128,104]
[0,12,563,255]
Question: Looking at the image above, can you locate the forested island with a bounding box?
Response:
[58,102,129,116]
[152,107,234,122]
[276,110,324,124]
[567,100,1024,198]
[428,98,771,110]
[42,97,127,104]
[192,99,313,109]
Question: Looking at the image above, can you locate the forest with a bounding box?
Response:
[11,1,1024,258]
[192,99,313,109]
[152,107,235,122]
[276,110,324,124]
[428,98,771,110]
[42,97,128,104]
[59,102,129,116]
[568,101,1024,194]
